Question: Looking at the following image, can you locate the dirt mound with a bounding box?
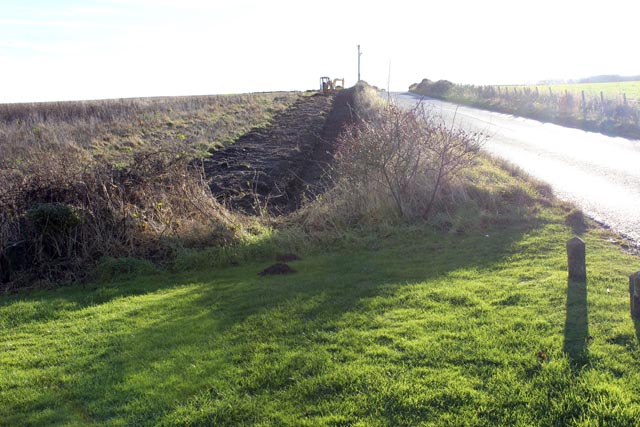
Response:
[204,90,354,214]
[258,263,296,276]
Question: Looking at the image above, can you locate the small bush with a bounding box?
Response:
[27,203,81,235]
[412,79,454,98]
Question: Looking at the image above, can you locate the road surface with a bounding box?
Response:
[392,92,640,245]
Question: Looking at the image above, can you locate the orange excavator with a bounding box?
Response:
[320,77,345,94]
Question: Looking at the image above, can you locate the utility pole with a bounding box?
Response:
[357,45,362,82]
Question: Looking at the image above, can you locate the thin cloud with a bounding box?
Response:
[0,19,112,30]
[0,39,101,56]
[59,5,119,17]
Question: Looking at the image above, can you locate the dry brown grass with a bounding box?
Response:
[332,103,483,220]
[1,141,242,287]
[0,93,300,288]
[0,93,298,162]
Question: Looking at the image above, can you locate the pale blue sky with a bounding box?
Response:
[1,0,636,102]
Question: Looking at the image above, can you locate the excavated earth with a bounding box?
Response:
[204,89,354,214]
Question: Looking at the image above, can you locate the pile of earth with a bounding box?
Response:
[204,89,355,215]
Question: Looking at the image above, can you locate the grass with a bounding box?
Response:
[0,92,300,163]
[411,80,640,139]
[2,159,640,425]
[0,92,301,286]
[504,81,640,103]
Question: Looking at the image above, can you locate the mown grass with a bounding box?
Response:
[2,159,640,426]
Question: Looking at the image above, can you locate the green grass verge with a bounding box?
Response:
[505,81,640,103]
[2,172,640,426]
[410,81,640,139]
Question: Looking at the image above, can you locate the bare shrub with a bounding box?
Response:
[0,140,239,287]
[333,103,483,221]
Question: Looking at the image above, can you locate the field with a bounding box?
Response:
[3,85,640,425]
[2,155,640,425]
[411,79,640,139]
[0,92,303,286]
[503,81,640,104]
[0,93,300,162]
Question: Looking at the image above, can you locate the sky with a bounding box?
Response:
[1,0,637,103]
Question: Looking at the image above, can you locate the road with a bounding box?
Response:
[392,92,640,245]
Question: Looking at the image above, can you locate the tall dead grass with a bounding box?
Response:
[0,139,241,288]
[352,81,387,120]
[0,93,301,289]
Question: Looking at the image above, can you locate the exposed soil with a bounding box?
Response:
[204,89,355,215]
[258,263,296,276]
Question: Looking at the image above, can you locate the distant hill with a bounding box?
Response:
[577,75,640,83]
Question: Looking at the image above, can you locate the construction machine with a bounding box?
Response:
[320,77,345,94]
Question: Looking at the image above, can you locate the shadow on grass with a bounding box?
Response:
[75,225,551,422]
[1,218,553,426]
[631,274,640,345]
[563,278,589,367]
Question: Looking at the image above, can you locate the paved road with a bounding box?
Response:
[392,92,640,244]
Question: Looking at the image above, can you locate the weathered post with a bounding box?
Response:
[567,237,586,282]
[630,272,640,318]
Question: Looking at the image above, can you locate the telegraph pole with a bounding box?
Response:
[357,45,362,82]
